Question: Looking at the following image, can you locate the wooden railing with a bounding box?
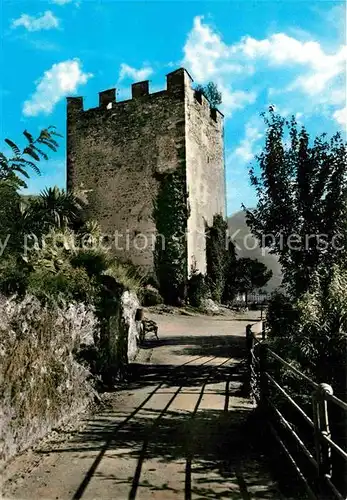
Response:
[246,324,347,500]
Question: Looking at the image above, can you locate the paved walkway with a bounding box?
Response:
[2,312,284,500]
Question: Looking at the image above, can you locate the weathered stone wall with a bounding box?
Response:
[185,84,226,274]
[120,290,141,362]
[67,68,225,276]
[67,70,188,269]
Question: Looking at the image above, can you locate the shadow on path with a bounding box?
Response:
[140,333,246,358]
[35,336,280,499]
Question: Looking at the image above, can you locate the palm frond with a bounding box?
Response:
[23,147,40,162]
[23,130,34,144]
[38,139,58,152]
[11,165,30,178]
[46,126,63,138]
[31,145,49,161]
[5,139,20,156]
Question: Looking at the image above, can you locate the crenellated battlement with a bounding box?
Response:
[67,67,223,123]
[66,67,225,276]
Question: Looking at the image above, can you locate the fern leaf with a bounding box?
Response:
[47,126,63,138]
[23,130,34,144]
[39,140,57,152]
[12,165,30,178]
[32,145,48,160]
[12,159,41,175]
[23,147,40,162]
[39,129,50,140]
[5,139,20,156]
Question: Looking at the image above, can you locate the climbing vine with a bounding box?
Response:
[154,163,189,305]
[205,214,229,303]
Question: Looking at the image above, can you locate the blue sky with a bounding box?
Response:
[1,0,346,215]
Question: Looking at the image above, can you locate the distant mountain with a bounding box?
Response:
[227,210,282,293]
[20,194,39,203]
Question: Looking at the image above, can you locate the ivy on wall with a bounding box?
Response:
[153,163,189,305]
[205,214,229,303]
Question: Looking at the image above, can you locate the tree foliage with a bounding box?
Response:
[225,257,272,305]
[222,240,238,303]
[195,82,222,109]
[248,109,347,484]
[187,267,210,307]
[0,127,61,189]
[26,186,86,234]
[244,107,347,297]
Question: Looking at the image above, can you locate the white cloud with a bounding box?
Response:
[333,107,347,128]
[183,16,233,82]
[226,118,263,213]
[233,123,263,162]
[23,59,93,116]
[183,16,255,116]
[218,84,256,115]
[11,11,59,32]
[183,16,346,123]
[118,64,153,82]
[238,33,346,100]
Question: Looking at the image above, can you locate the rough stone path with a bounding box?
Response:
[2,312,285,500]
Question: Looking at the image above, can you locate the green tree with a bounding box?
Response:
[187,267,209,307]
[0,128,63,255]
[1,127,61,189]
[26,186,85,235]
[233,257,272,306]
[246,109,347,495]
[244,107,347,297]
[195,82,222,109]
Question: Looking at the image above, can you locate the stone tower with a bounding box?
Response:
[67,68,226,277]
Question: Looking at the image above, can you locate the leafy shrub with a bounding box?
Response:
[0,254,30,297]
[27,266,96,304]
[142,285,163,306]
[195,82,222,109]
[143,272,160,289]
[266,292,298,341]
[187,271,209,307]
[105,260,145,295]
[70,249,110,277]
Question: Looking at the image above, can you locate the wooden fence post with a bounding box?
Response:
[312,383,333,488]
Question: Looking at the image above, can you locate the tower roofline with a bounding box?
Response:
[66,67,223,121]
[165,67,194,83]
